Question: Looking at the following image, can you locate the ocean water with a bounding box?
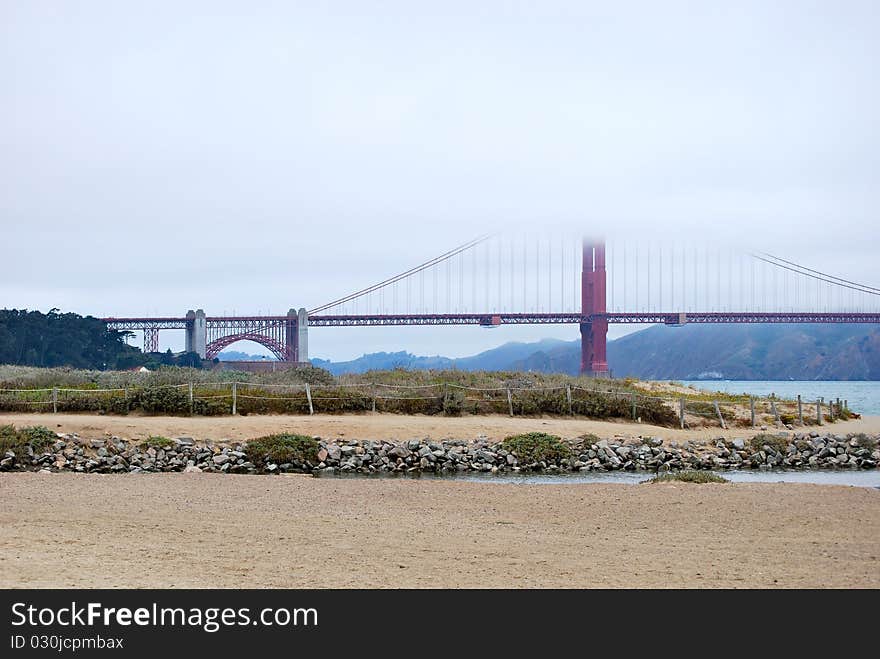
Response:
[676,380,880,416]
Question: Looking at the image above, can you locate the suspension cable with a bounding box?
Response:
[309,233,494,314]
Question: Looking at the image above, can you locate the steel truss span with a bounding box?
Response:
[310,312,880,326]
[104,312,880,331]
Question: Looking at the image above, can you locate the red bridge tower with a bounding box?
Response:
[580,238,609,377]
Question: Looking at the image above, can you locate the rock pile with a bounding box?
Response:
[1,431,878,476]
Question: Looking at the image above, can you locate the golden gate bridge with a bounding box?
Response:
[103,235,880,375]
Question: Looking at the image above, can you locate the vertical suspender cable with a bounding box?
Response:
[548,238,552,312]
[659,245,663,311]
[561,236,565,313]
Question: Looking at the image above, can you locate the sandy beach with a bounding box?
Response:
[3,411,880,445]
[1,472,878,589]
[3,412,878,589]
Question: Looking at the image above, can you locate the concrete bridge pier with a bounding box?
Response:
[284,308,309,363]
[297,307,309,363]
[185,309,207,359]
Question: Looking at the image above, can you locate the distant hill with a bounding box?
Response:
[310,338,569,376]
[604,323,880,380]
[218,350,276,362]
[311,325,880,380]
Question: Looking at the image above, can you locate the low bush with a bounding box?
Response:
[853,433,878,450]
[644,470,728,484]
[142,436,174,449]
[245,434,320,468]
[134,387,191,415]
[0,425,56,458]
[501,432,571,464]
[442,390,465,416]
[578,433,601,449]
[749,433,789,454]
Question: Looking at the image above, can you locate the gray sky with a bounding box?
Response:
[2,1,878,360]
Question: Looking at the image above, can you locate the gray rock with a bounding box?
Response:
[731,438,745,451]
[388,445,411,459]
[212,454,231,465]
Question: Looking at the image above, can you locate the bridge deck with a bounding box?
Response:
[103,312,880,330]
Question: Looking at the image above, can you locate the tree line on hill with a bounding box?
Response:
[0,309,206,370]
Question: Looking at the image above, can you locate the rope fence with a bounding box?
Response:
[0,381,851,429]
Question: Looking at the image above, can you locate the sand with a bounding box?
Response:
[3,411,880,445]
[1,472,878,589]
[3,412,878,589]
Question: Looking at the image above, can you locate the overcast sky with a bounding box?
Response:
[2,1,878,360]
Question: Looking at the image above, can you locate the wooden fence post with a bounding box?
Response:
[188,382,193,414]
[631,393,637,421]
[714,401,726,429]
[679,397,685,429]
[52,388,58,414]
[306,384,314,415]
[566,385,573,416]
[797,395,803,425]
[770,400,781,425]
[507,388,514,417]
[748,397,755,427]
[816,398,822,425]
[232,382,237,416]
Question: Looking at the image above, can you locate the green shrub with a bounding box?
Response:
[192,397,231,416]
[0,425,56,458]
[134,387,191,415]
[501,432,571,464]
[142,436,174,449]
[578,433,601,449]
[442,390,465,416]
[644,471,728,484]
[853,433,878,450]
[749,433,789,454]
[513,389,568,416]
[245,434,320,468]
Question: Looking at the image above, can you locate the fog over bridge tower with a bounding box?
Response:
[580,239,609,377]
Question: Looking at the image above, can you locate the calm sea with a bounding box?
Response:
[677,380,880,416]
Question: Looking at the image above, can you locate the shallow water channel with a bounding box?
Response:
[323,469,880,488]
